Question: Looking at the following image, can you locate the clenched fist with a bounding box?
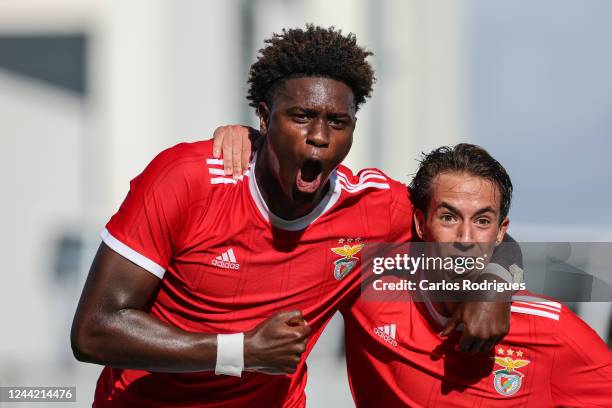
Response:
[244,310,312,375]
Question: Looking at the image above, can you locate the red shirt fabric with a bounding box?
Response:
[342,280,612,407]
[93,140,413,407]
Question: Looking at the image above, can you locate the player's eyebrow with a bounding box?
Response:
[437,202,461,215]
[473,206,497,217]
[286,106,318,116]
[287,106,351,117]
[327,112,351,119]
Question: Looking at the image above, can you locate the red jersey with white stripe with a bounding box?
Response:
[342,281,612,407]
[93,140,413,407]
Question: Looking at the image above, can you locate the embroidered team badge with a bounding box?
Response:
[491,349,530,397]
[331,239,364,280]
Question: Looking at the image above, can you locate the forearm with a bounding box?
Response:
[72,308,217,372]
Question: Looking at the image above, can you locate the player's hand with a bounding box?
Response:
[212,125,260,179]
[440,301,510,354]
[243,310,312,375]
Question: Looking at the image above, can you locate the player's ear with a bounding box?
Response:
[258,102,270,136]
[414,209,426,240]
[495,217,510,246]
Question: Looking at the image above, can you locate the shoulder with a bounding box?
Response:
[336,164,390,193]
[555,303,610,353]
[144,140,212,179]
[509,291,607,350]
[120,140,245,215]
[510,292,564,323]
[503,292,564,347]
[135,140,239,192]
[336,164,410,205]
[335,164,414,240]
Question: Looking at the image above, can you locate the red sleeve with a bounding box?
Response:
[550,307,612,407]
[102,143,208,278]
[387,179,414,242]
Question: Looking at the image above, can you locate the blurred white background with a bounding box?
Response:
[0,0,610,406]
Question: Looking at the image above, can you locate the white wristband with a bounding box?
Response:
[215,333,244,377]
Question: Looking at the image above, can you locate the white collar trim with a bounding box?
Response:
[247,152,342,231]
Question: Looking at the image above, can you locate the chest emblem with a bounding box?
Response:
[491,349,530,397]
[331,240,365,280]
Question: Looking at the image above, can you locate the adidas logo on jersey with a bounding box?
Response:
[212,248,240,270]
[373,324,398,347]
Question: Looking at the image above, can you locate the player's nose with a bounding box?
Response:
[306,118,330,148]
[455,223,475,247]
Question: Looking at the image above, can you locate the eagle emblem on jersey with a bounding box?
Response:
[331,243,365,280]
[491,354,530,397]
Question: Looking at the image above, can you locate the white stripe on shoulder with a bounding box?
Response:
[100,228,165,279]
[511,305,560,321]
[211,177,238,185]
[511,295,562,310]
[337,172,390,193]
[337,171,387,186]
[512,301,561,313]
[338,176,387,188]
[208,168,226,176]
[357,169,386,179]
[206,158,224,165]
[338,180,391,192]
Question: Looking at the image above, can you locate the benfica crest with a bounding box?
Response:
[331,242,365,280]
[491,354,530,397]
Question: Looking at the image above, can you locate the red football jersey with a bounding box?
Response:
[93,141,413,407]
[342,279,612,407]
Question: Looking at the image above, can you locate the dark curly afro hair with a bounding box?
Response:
[247,24,375,112]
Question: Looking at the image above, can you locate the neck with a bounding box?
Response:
[254,147,329,220]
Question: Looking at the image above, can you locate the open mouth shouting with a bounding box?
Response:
[296,159,324,194]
